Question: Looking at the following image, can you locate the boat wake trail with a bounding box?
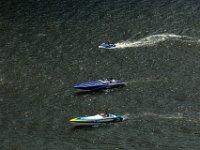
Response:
[115,33,199,49]
[141,112,184,119]
[128,112,184,121]
[125,77,168,85]
[122,113,130,121]
[129,112,200,122]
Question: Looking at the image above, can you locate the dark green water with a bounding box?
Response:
[1,0,200,149]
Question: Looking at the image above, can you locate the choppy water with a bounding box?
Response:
[1,0,200,149]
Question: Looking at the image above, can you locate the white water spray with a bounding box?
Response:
[115,33,198,49]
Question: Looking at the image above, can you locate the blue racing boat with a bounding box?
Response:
[74,79,125,91]
[98,43,116,49]
[69,113,126,126]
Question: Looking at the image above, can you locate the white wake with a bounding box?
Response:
[115,33,199,49]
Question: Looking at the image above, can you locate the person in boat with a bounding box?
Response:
[107,38,111,46]
[107,40,110,46]
[100,111,109,117]
[107,77,115,83]
[100,112,106,117]
[105,111,109,117]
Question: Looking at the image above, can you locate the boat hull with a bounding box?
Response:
[69,114,124,127]
[74,85,107,91]
[98,43,116,49]
[74,80,125,91]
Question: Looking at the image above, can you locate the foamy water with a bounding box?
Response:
[125,78,168,85]
[142,112,184,119]
[114,33,199,49]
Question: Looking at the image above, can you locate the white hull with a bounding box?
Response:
[70,122,108,126]
[98,43,117,49]
[69,114,127,127]
[98,45,116,49]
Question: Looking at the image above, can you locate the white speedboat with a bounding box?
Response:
[69,113,126,126]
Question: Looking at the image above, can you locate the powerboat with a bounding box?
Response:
[73,79,125,91]
[98,43,116,49]
[69,113,126,126]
